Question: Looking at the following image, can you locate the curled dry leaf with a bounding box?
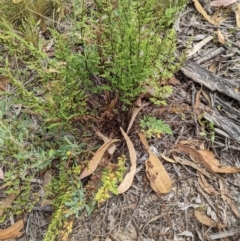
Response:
[195,210,227,228]
[160,153,176,163]
[139,133,172,194]
[118,127,136,194]
[198,149,240,173]
[0,219,24,239]
[80,139,120,179]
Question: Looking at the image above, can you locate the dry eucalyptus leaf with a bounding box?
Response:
[168,76,181,86]
[195,210,227,228]
[126,103,148,134]
[193,0,224,25]
[172,154,212,179]
[80,139,120,179]
[0,77,10,91]
[160,153,177,163]
[0,193,18,216]
[107,93,119,110]
[216,29,225,44]
[175,144,222,179]
[219,179,240,217]
[95,131,116,155]
[198,149,240,173]
[0,219,24,239]
[139,133,172,194]
[194,88,202,115]
[198,172,220,196]
[118,127,136,194]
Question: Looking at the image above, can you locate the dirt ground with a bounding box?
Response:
[16,0,240,240]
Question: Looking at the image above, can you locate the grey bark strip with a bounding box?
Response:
[181,60,240,102]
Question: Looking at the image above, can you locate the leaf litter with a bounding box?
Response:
[80,139,120,179]
[117,127,137,194]
[0,219,24,239]
[139,133,172,194]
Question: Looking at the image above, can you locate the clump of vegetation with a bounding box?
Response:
[0,0,186,240]
[140,116,172,138]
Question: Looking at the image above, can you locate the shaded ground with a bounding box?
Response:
[11,0,240,240]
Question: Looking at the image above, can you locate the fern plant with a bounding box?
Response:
[140,116,172,138]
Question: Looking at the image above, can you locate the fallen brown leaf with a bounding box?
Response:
[118,127,136,194]
[107,93,119,111]
[219,179,240,217]
[127,103,148,134]
[198,149,240,173]
[195,210,227,228]
[139,133,172,194]
[80,139,120,179]
[0,219,24,239]
[179,139,205,149]
[0,77,10,91]
[208,62,219,73]
[194,88,202,115]
[0,193,18,216]
[168,76,181,86]
[198,172,220,196]
[160,153,176,163]
[193,0,224,25]
[172,154,213,179]
[175,144,223,179]
[216,29,225,44]
[95,131,116,155]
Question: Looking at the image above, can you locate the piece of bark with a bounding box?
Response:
[204,108,240,143]
[181,60,240,102]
